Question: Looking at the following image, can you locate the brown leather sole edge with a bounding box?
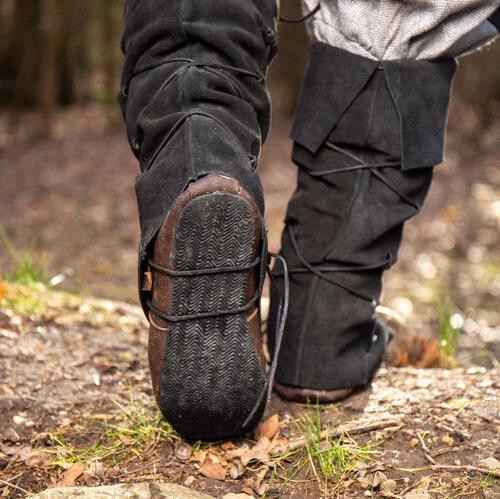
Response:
[274,380,357,404]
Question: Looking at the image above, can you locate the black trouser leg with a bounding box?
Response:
[119,0,278,311]
[270,43,456,391]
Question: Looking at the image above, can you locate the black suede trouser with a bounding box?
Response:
[119,0,278,314]
[269,44,456,391]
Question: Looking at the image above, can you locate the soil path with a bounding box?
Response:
[1,286,498,498]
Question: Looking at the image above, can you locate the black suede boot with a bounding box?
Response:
[119,0,280,440]
[269,43,456,398]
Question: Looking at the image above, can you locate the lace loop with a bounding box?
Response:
[242,252,289,427]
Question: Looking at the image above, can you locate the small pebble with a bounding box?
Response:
[184,475,195,486]
[174,443,192,461]
[442,435,454,446]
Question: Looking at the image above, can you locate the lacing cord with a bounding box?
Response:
[287,226,377,305]
[243,252,289,427]
[148,257,261,277]
[146,251,289,429]
[280,2,321,23]
[284,141,419,306]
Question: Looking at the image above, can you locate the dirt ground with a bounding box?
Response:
[0,284,498,498]
[0,103,499,497]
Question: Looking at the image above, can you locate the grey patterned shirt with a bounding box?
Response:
[300,0,500,59]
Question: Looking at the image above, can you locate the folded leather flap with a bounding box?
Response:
[291,42,458,170]
[290,42,379,154]
[383,57,457,169]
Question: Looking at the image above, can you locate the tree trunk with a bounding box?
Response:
[8,0,42,107]
[37,0,63,137]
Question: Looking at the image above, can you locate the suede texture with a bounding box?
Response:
[119,0,277,314]
[269,64,437,391]
[290,42,457,170]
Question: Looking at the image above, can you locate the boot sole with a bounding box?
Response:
[157,188,265,441]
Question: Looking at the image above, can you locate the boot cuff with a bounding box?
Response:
[291,42,457,169]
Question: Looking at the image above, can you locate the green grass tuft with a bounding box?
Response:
[0,224,48,284]
[302,403,373,490]
[45,392,177,468]
[437,295,461,368]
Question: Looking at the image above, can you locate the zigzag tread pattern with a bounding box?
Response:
[159,193,265,440]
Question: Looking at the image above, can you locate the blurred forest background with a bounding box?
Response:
[2,0,500,131]
[0,0,499,368]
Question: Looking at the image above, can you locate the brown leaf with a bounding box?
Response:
[381,479,397,494]
[240,437,271,466]
[58,461,85,486]
[371,471,388,489]
[225,444,250,461]
[356,477,371,489]
[229,459,245,479]
[25,453,51,469]
[199,458,227,480]
[193,449,209,463]
[255,413,279,440]
[222,494,254,499]
[83,460,105,478]
[247,476,268,497]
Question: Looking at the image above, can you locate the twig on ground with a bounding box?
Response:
[417,432,500,478]
[434,421,470,440]
[270,418,400,456]
[0,478,30,495]
[398,478,423,498]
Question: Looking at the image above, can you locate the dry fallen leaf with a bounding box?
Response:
[371,471,387,489]
[199,457,227,480]
[229,458,245,479]
[83,460,105,478]
[357,477,371,489]
[240,437,271,466]
[58,461,85,487]
[380,479,397,497]
[222,494,255,499]
[225,444,250,461]
[256,413,279,440]
[25,453,51,469]
[193,449,209,463]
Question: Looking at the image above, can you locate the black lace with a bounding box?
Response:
[279,2,321,23]
[243,253,289,427]
[284,141,418,307]
[146,251,289,429]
